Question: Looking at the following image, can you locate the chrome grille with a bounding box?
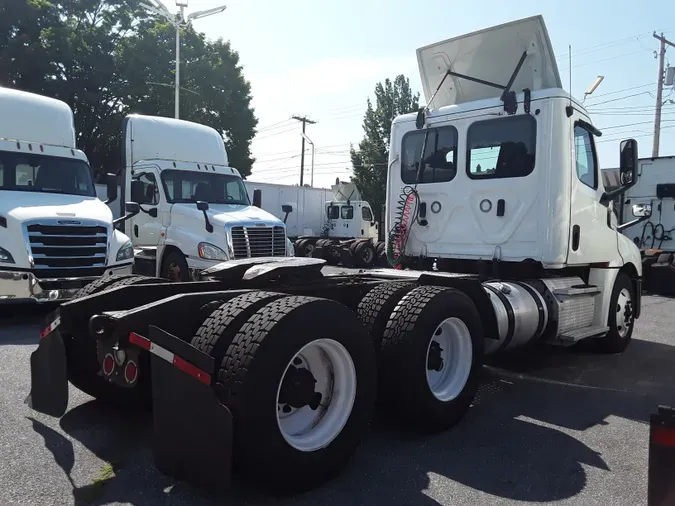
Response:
[230,226,286,259]
[25,222,109,278]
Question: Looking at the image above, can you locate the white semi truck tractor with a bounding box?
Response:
[28,15,645,495]
[115,114,294,282]
[0,86,135,303]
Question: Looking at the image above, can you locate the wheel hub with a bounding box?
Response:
[278,363,322,410]
[427,341,444,371]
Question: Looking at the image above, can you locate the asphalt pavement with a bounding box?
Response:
[0,294,674,506]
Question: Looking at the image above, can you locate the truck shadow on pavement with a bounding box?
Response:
[26,352,665,506]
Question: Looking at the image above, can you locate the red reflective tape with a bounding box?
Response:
[129,332,151,351]
[40,317,61,339]
[172,354,211,386]
[653,426,675,447]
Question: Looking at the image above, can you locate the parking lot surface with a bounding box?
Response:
[0,293,673,505]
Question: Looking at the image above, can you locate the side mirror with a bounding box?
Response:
[632,203,652,218]
[196,201,213,233]
[281,204,293,224]
[104,173,118,205]
[112,201,141,226]
[125,202,140,215]
[619,139,639,187]
[601,138,639,206]
[252,189,262,208]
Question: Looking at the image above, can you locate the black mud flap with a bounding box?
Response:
[648,405,675,506]
[25,329,69,418]
[148,325,233,491]
[340,246,356,268]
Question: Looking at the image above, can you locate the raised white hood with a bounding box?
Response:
[416,15,562,108]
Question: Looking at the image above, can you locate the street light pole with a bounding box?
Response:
[140,0,226,120]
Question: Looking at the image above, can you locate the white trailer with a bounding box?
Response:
[0,86,134,303]
[245,180,385,267]
[29,15,646,496]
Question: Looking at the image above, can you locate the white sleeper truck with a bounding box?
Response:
[246,180,384,267]
[117,114,294,281]
[28,15,645,496]
[0,86,134,303]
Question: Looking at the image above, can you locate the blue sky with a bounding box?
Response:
[180,0,675,188]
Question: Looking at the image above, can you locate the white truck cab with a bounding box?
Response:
[0,87,133,302]
[323,183,378,241]
[386,15,643,350]
[118,114,293,281]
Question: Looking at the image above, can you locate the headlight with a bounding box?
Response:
[198,242,228,261]
[286,238,295,257]
[0,246,15,264]
[115,241,134,262]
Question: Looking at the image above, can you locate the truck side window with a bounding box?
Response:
[341,206,354,220]
[327,205,339,219]
[362,206,373,221]
[574,125,597,189]
[401,125,458,184]
[466,115,536,179]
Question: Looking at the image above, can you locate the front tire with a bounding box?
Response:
[161,250,190,282]
[598,272,635,353]
[217,296,377,492]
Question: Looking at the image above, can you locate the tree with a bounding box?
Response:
[350,75,420,214]
[0,0,257,179]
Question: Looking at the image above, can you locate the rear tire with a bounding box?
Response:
[74,273,139,299]
[217,296,377,492]
[65,275,168,406]
[191,291,286,362]
[379,285,483,432]
[354,241,376,268]
[597,272,635,353]
[356,281,417,348]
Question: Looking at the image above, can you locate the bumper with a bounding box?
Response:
[0,263,134,303]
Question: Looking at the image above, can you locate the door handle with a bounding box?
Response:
[496,199,505,217]
[134,224,139,238]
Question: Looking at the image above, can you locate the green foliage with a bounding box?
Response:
[350,75,420,213]
[0,0,257,179]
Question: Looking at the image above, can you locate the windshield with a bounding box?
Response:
[161,169,250,205]
[0,151,95,197]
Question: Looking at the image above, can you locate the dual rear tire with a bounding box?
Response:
[190,281,484,491]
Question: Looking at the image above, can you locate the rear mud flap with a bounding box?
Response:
[25,329,69,418]
[340,247,356,267]
[148,326,233,491]
[648,405,675,505]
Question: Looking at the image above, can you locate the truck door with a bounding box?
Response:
[566,119,620,263]
[129,170,163,247]
[360,204,378,239]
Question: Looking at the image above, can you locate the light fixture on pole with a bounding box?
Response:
[582,75,604,102]
[139,0,226,119]
[300,132,315,187]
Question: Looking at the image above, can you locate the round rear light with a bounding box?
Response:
[124,361,139,384]
[102,354,115,376]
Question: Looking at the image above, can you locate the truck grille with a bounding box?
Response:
[26,222,109,277]
[230,226,286,259]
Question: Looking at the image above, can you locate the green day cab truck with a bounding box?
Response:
[0,86,135,303]
[27,15,646,494]
[114,114,294,282]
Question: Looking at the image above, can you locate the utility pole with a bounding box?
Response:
[291,115,316,186]
[652,32,675,157]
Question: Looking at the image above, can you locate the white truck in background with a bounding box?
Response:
[0,86,135,303]
[602,155,675,293]
[114,114,294,281]
[246,180,386,268]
